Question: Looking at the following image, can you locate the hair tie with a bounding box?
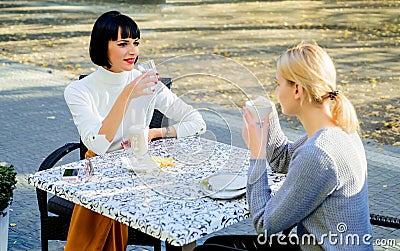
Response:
[328,90,339,100]
[319,90,339,102]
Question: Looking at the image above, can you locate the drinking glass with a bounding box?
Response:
[245,96,272,127]
[138,59,156,73]
[138,59,157,92]
[129,125,149,166]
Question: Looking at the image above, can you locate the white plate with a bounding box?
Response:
[208,173,247,191]
[200,173,247,200]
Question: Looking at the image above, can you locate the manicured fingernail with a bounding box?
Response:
[157,78,162,81]
[156,73,159,75]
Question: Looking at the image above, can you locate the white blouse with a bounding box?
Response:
[64,66,206,155]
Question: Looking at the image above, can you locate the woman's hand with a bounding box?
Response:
[147,128,160,142]
[147,126,177,141]
[242,107,270,159]
[127,72,159,99]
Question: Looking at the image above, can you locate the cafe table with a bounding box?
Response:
[28,137,285,251]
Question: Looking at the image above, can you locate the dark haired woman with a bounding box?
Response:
[64,11,205,250]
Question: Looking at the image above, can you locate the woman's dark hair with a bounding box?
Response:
[90,11,140,68]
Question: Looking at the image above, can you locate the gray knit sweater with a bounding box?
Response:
[246,115,373,250]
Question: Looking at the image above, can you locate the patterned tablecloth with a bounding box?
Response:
[28,137,285,247]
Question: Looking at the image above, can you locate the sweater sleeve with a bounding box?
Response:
[64,82,112,155]
[154,85,206,137]
[266,114,308,174]
[246,145,339,234]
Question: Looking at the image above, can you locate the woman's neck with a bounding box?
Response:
[297,102,337,139]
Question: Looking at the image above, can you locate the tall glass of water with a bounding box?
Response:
[138,59,157,92]
[129,125,149,166]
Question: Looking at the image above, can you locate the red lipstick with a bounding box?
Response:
[125,58,135,64]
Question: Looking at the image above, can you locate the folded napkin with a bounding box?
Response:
[151,155,178,168]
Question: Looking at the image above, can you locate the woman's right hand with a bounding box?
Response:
[127,71,159,99]
[98,72,159,144]
[242,107,270,159]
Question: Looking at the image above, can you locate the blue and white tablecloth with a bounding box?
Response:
[28,137,285,247]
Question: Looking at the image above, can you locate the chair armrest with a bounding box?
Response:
[370,213,400,229]
[36,143,80,217]
[38,143,81,172]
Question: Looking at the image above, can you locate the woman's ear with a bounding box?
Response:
[294,84,303,100]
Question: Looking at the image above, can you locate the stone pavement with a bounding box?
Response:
[1,58,399,250]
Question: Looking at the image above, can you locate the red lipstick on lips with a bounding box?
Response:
[125,58,135,64]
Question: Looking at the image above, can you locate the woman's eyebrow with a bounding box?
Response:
[116,38,139,42]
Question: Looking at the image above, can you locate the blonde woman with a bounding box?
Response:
[195,43,372,250]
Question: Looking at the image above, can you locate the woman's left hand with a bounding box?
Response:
[147,128,159,142]
[242,107,269,159]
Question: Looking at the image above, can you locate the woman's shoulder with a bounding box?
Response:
[64,72,97,99]
[296,127,364,164]
[293,128,344,159]
[65,76,89,93]
[312,127,361,149]
[64,79,80,94]
[65,67,106,90]
[295,139,330,160]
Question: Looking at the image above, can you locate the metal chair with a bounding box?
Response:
[370,214,400,229]
[36,77,172,251]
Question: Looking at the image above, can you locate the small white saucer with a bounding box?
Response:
[122,155,158,173]
[200,173,247,200]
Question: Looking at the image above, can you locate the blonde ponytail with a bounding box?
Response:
[331,92,359,134]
